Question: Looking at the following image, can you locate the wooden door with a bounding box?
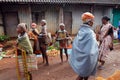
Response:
[64,11,72,34]
[32,12,45,31]
[113,9,120,27]
[4,12,19,37]
[32,12,45,25]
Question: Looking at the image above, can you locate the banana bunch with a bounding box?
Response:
[47,49,60,57]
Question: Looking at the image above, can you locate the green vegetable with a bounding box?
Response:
[0,35,10,42]
[47,46,59,50]
[0,52,6,60]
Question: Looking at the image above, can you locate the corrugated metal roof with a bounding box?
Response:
[0,0,119,4]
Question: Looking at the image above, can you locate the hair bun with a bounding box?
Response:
[102,16,110,21]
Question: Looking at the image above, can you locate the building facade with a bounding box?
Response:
[0,0,120,37]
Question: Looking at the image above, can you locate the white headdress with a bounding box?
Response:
[41,19,47,24]
[17,23,27,32]
[59,23,65,27]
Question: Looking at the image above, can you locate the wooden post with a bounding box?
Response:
[0,6,6,35]
[18,4,32,31]
[90,5,95,14]
[59,7,64,24]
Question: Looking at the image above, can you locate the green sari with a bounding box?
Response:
[18,33,33,54]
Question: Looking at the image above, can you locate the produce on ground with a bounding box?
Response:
[47,46,60,57]
[0,40,16,59]
[96,70,120,80]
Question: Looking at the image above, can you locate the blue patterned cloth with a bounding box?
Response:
[69,24,99,77]
[118,29,120,39]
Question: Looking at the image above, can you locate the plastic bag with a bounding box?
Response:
[114,30,118,39]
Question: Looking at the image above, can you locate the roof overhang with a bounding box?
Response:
[0,0,119,5]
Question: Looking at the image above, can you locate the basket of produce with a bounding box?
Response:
[47,46,60,57]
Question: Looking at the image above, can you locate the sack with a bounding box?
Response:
[27,54,38,71]
[17,54,38,72]
[113,30,118,39]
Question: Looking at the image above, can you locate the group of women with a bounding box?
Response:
[69,12,114,80]
[16,12,114,80]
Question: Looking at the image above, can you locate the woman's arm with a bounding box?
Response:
[66,31,70,37]
[104,26,113,39]
[32,29,39,36]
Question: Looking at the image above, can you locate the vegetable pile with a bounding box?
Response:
[47,46,60,57]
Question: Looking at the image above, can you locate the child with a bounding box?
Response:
[28,23,39,53]
[98,27,113,69]
[56,23,70,63]
[38,20,49,66]
[16,23,33,54]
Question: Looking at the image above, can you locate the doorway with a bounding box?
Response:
[32,12,45,25]
[64,11,72,34]
[4,12,19,37]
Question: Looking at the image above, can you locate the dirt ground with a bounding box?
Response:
[0,44,120,80]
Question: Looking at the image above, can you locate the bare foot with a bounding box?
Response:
[76,76,80,80]
[42,60,45,63]
[98,65,104,70]
[44,63,49,66]
[65,59,68,62]
[60,61,63,65]
[38,62,44,65]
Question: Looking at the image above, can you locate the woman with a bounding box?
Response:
[16,23,38,71]
[98,16,114,69]
[100,16,113,46]
[38,20,49,66]
[56,23,70,63]
[16,23,33,54]
[69,12,99,80]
